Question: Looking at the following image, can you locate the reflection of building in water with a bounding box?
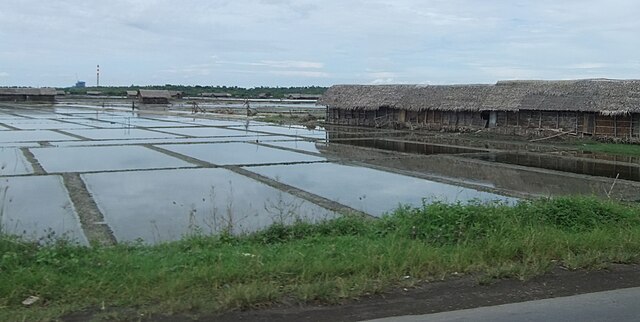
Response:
[319,79,640,141]
[316,141,640,201]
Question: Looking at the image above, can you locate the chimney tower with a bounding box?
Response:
[96,65,100,87]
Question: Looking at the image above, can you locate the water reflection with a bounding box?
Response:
[467,153,640,182]
[0,175,87,244]
[247,162,514,217]
[82,168,336,243]
[330,139,485,155]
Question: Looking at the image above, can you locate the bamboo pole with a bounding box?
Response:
[538,111,542,129]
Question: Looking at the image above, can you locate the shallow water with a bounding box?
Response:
[149,117,246,127]
[0,119,93,130]
[99,117,199,128]
[61,128,183,140]
[332,139,486,155]
[161,142,325,166]
[0,175,87,244]
[229,125,326,139]
[154,127,254,138]
[262,140,325,153]
[31,145,196,173]
[49,135,297,147]
[60,118,132,128]
[83,168,336,243]
[0,130,78,142]
[0,148,34,175]
[468,153,640,182]
[247,162,515,217]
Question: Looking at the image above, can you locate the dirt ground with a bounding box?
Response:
[61,264,640,322]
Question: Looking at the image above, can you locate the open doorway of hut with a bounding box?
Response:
[583,113,595,135]
[481,111,497,128]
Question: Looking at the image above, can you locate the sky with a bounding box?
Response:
[1,0,639,87]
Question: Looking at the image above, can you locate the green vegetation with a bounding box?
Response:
[579,142,640,157]
[1,197,640,320]
[62,85,327,99]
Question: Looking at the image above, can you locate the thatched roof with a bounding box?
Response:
[168,90,183,97]
[318,79,640,115]
[138,89,171,99]
[0,88,57,96]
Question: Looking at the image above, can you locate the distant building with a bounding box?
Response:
[56,90,66,96]
[138,89,171,104]
[86,91,102,96]
[200,92,231,98]
[168,90,184,99]
[75,81,86,88]
[284,93,321,100]
[126,90,138,98]
[0,88,56,102]
[257,93,272,99]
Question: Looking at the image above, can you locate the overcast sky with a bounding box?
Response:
[1,0,639,87]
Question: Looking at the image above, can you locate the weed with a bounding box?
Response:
[0,196,639,320]
[578,142,640,157]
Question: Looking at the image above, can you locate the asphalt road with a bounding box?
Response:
[365,287,640,322]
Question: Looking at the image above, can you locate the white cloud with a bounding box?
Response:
[477,66,542,80]
[367,72,398,79]
[270,70,330,78]
[566,63,608,69]
[370,78,397,85]
[1,0,639,86]
[260,60,323,69]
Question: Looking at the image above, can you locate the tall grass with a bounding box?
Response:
[579,142,640,157]
[1,196,639,320]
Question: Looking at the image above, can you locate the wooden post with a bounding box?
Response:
[556,112,559,129]
[538,111,542,129]
[575,112,578,134]
[614,115,617,137]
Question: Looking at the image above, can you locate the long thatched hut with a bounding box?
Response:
[138,89,171,104]
[319,79,640,139]
[0,88,57,102]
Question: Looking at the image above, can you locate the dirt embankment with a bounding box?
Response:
[62,264,640,322]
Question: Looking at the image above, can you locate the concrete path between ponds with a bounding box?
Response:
[364,287,640,322]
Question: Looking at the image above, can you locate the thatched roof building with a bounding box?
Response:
[200,92,232,98]
[0,88,56,102]
[321,79,640,140]
[319,79,640,116]
[138,89,171,104]
[168,90,184,99]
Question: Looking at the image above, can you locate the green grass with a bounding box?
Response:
[578,142,640,157]
[1,196,640,320]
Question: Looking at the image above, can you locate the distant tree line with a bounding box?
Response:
[62,85,327,98]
